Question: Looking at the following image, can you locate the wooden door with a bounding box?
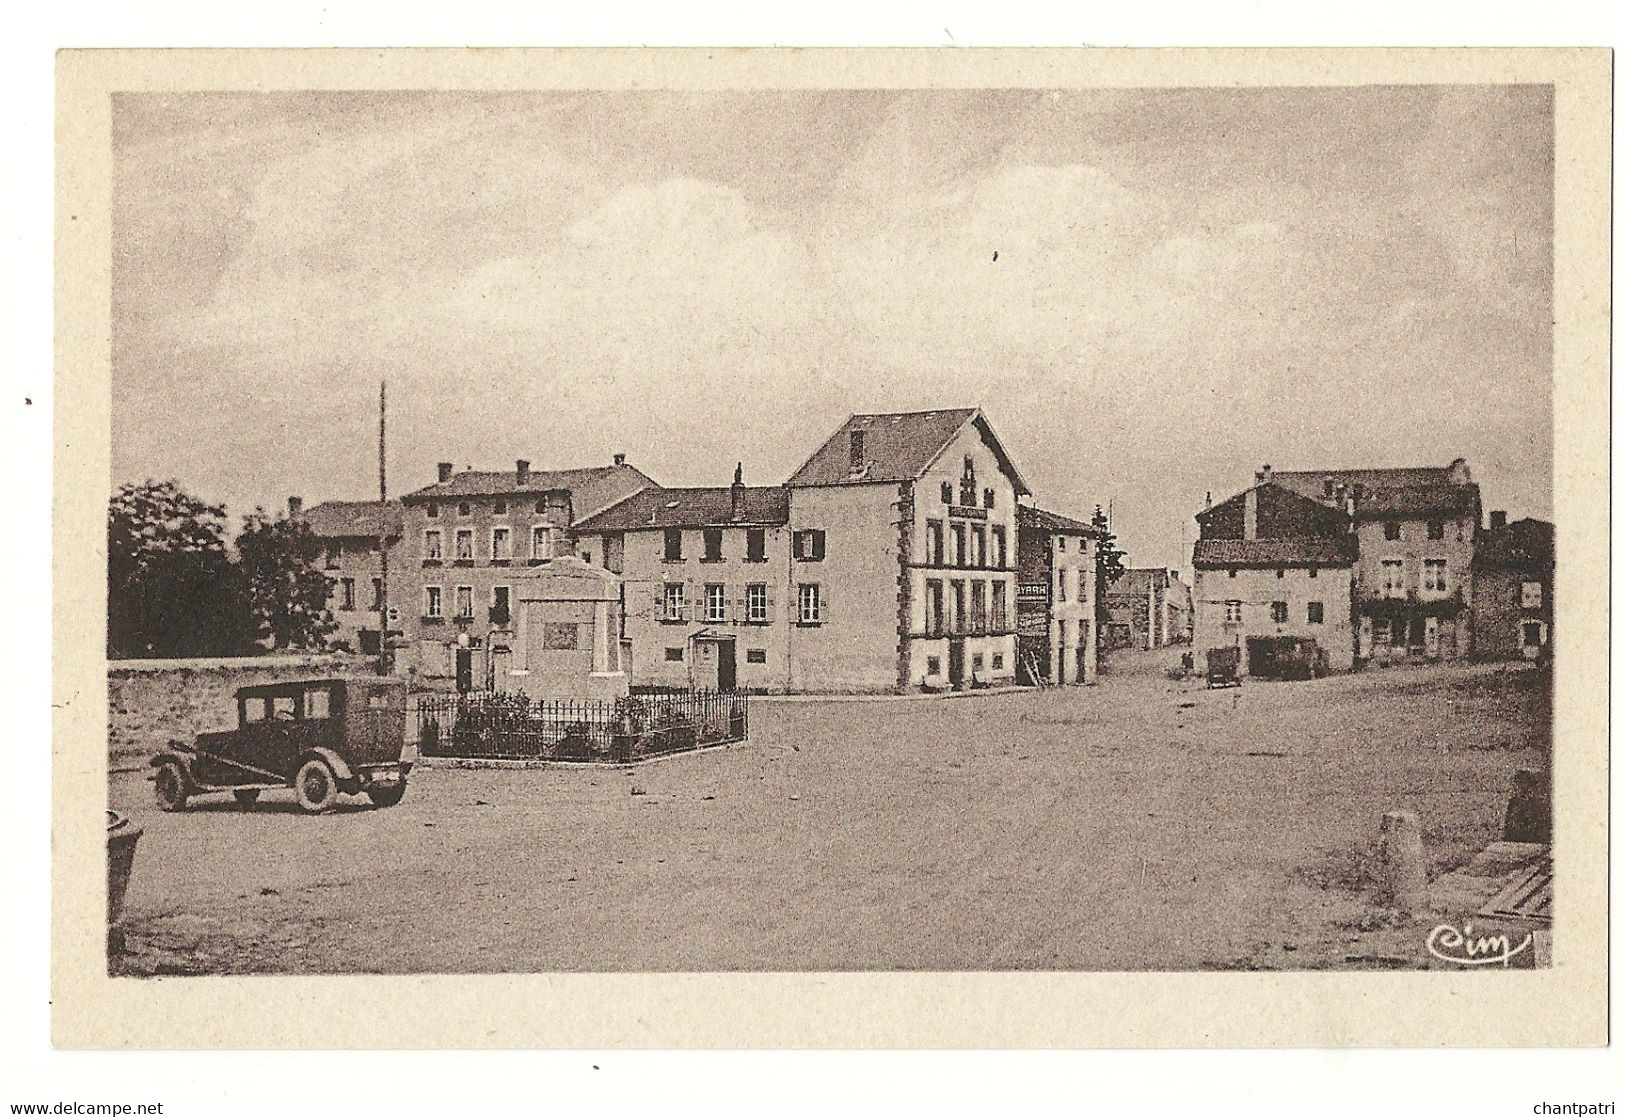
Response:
[694,639,720,691]
[717,640,737,693]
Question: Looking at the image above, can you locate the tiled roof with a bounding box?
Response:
[1193,537,1358,568]
[402,463,657,503]
[1353,483,1480,520]
[401,464,660,528]
[787,409,1030,494]
[574,486,790,532]
[1271,467,1455,502]
[1017,504,1103,536]
[300,500,403,539]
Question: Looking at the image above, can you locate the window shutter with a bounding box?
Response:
[812,530,827,561]
[765,584,775,620]
[820,584,831,623]
[792,531,805,560]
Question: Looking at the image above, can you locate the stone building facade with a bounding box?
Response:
[1191,460,1502,677]
[393,457,657,686]
[1015,505,1101,685]
[1191,480,1359,676]
[785,409,1028,693]
[302,407,1111,697]
[1269,462,1479,664]
[295,497,402,655]
[1105,567,1193,650]
[575,475,793,693]
[1471,513,1554,661]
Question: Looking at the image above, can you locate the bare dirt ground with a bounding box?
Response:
[108,650,1548,974]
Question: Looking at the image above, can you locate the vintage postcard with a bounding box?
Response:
[53,48,1609,1047]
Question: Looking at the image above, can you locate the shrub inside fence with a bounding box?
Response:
[416,689,748,763]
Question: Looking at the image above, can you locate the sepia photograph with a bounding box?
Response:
[101,79,1561,975]
[49,46,1609,1050]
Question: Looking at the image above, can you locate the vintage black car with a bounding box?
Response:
[149,677,412,814]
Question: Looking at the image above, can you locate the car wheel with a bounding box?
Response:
[154,762,189,812]
[366,782,407,809]
[294,758,340,814]
[232,789,261,806]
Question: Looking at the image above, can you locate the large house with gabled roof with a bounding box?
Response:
[784,408,1030,693]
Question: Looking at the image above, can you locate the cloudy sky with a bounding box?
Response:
[112,86,1552,571]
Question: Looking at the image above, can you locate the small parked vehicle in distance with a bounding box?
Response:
[1205,645,1242,689]
[149,677,412,814]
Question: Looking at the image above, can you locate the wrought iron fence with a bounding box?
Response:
[415,689,748,763]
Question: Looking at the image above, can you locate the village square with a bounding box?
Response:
[104,406,1554,974]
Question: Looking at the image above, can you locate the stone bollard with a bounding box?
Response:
[1379,810,1429,915]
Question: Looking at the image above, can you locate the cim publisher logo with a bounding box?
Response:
[1425,921,1534,967]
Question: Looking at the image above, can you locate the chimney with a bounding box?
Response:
[613,453,627,467]
[1254,463,1272,485]
[437,461,454,483]
[1204,491,1212,511]
[287,495,303,518]
[730,462,745,520]
[1490,510,1507,531]
[849,429,866,473]
[516,459,530,486]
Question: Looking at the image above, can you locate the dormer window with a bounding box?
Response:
[959,456,977,506]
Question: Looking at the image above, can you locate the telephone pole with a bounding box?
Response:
[376,379,391,676]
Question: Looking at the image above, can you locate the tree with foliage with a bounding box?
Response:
[1093,504,1126,630]
[235,510,338,651]
[107,481,255,658]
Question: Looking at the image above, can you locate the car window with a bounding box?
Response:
[304,687,331,719]
[243,697,268,723]
[272,696,297,720]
